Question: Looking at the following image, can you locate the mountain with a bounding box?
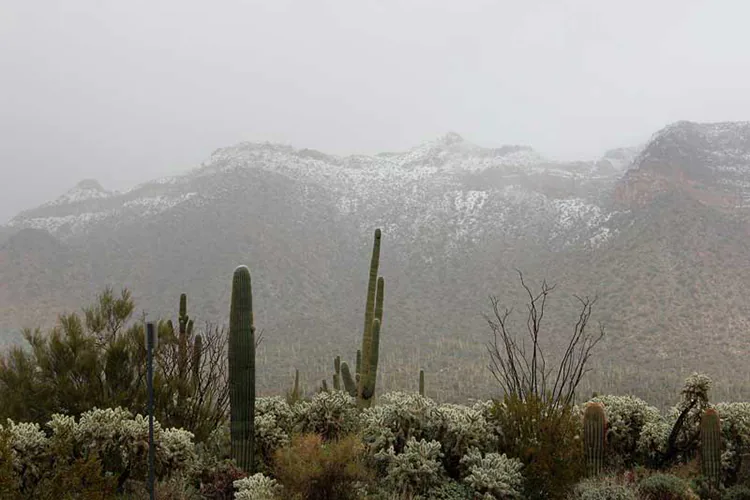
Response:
[2,122,750,406]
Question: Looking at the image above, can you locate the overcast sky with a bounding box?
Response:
[2,0,750,222]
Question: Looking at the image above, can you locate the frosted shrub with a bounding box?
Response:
[587,395,661,466]
[570,476,638,500]
[293,390,360,440]
[361,391,437,455]
[460,448,524,500]
[376,436,446,496]
[234,472,283,500]
[2,419,48,487]
[429,403,497,476]
[68,407,195,480]
[712,402,750,480]
[255,396,295,468]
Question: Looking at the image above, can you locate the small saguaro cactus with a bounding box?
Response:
[333,355,341,391]
[583,402,607,477]
[340,362,357,397]
[419,369,425,397]
[701,408,722,488]
[228,265,256,473]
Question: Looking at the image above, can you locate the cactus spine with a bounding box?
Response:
[701,408,722,488]
[419,369,425,397]
[357,229,384,409]
[583,402,606,477]
[228,265,255,473]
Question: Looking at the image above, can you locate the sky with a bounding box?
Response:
[2,0,750,222]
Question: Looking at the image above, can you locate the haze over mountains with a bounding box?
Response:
[3,120,750,405]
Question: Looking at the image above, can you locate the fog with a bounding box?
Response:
[2,0,750,222]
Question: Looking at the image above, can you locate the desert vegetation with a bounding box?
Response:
[0,229,747,499]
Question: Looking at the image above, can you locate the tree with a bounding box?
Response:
[484,270,604,409]
[0,287,238,443]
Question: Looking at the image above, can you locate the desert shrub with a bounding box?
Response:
[429,402,497,477]
[568,476,638,500]
[638,374,712,469]
[375,436,446,497]
[723,485,750,500]
[0,425,18,497]
[460,447,524,499]
[712,402,750,483]
[361,391,437,458]
[293,391,360,441]
[2,418,50,494]
[0,289,229,444]
[585,394,661,467]
[425,479,475,499]
[195,458,247,500]
[273,433,372,500]
[490,394,585,500]
[32,453,119,500]
[638,473,697,500]
[254,396,295,469]
[234,472,283,500]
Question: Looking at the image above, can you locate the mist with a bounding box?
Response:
[2,0,750,222]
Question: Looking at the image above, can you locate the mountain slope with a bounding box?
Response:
[3,123,750,406]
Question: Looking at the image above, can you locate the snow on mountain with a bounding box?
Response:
[6,133,635,248]
[43,179,113,206]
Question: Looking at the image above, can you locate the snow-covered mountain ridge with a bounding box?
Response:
[7,132,637,248]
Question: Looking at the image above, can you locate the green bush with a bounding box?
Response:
[638,473,697,500]
[490,394,585,500]
[273,433,373,500]
[723,485,750,500]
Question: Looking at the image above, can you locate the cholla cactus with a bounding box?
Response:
[376,437,446,496]
[460,447,524,499]
[361,391,437,455]
[292,390,360,441]
[429,403,497,475]
[586,394,660,466]
[234,472,283,500]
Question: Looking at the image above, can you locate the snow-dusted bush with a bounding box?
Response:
[376,436,446,496]
[711,402,750,481]
[234,472,283,500]
[429,402,497,475]
[1,419,48,488]
[586,394,661,466]
[293,390,360,440]
[460,447,524,500]
[255,396,295,468]
[361,391,437,456]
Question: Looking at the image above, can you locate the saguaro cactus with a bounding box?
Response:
[419,369,425,397]
[333,356,341,391]
[340,362,357,397]
[701,408,722,488]
[583,402,606,477]
[228,265,256,473]
[357,229,384,409]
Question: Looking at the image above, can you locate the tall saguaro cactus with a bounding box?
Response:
[419,369,425,397]
[357,229,384,409]
[228,265,256,473]
[583,402,606,477]
[701,408,722,489]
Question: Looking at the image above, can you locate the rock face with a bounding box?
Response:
[3,121,750,404]
[615,121,750,209]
